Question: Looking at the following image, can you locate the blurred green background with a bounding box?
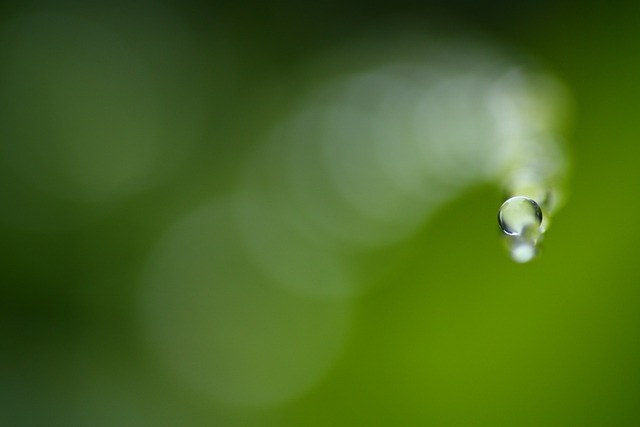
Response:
[1,0,640,426]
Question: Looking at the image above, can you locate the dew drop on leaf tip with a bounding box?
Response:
[498,196,544,263]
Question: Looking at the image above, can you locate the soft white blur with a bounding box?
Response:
[234,34,568,298]
[138,30,569,410]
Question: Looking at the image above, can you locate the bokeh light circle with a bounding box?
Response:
[139,200,351,407]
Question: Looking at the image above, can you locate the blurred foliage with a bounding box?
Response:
[2,0,640,426]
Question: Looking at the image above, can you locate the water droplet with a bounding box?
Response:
[498,196,544,263]
[498,196,542,236]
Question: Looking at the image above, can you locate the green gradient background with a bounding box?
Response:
[2,1,640,426]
